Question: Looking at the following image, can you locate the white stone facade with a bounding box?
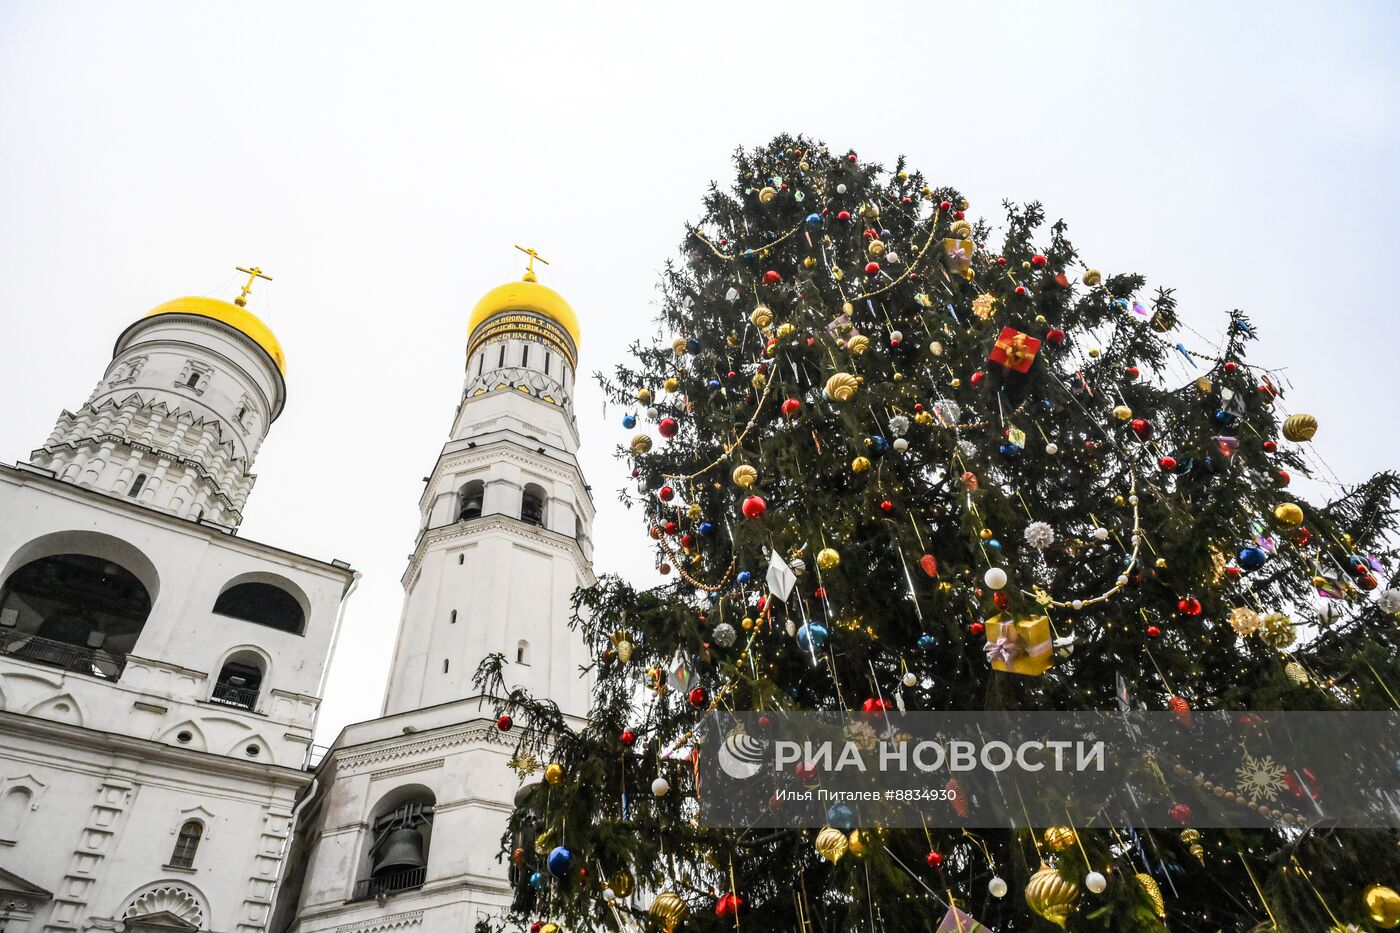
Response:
[0,302,356,933]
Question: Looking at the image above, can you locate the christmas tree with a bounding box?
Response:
[481,135,1400,931]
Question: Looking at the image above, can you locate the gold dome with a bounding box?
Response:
[468,274,580,357]
[144,296,286,375]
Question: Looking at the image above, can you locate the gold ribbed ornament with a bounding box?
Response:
[851,456,872,475]
[750,305,774,329]
[1043,826,1077,852]
[1366,884,1400,927]
[815,826,849,863]
[825,372,859,401]
[1282,413,1318,442]
[609,870,635,898]
[1025,863,1079,928]
[732,464,758,488]
[648,891,690,933]
[846,334,870,355]
[631,434,654,456]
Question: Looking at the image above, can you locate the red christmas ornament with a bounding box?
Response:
[1223,361,1238,373]
[782,398,802,418]
[1290,526,1311,547]
[1055,273,1070,288]
[925,851,943,868]
[864,261,880,276]
[880,500,894,512]
[1359,573,1379,591]
[1177,597,1202,616]
[1169,803,1193,825]
[531,923,543,933]
[1131,418,1153,439]
[993,592,1009,610]
[954,209,966,220]
[1014,285,1027,297]
[664,521,678,536]
[847,153,858,163]
[1031,253,1048,267]
[688,686,708,707]
[1158,456,1177,472]
[658,417,679,438]
[1284,768,1322,801]
[862,228,876,240]
[996,256,1007,266]
[716,892,743,918]
[939,200,952,211]
[741,495,767,519]
[727,370,737,380]
[1044,327,1066,347]
[658,485,675,501]
[1146,625,1161,638]
[1126,366,1141,379]
[763,270,781,284]
[969,621,985,636]
[496,714,513,731]
[620,729,637,747]
[837,210,851,222]
[970,371,986,386]
[680,533,694,549]
[1225,565,1241,579]
[1274,470,1291,487]
[1167,695,1192,726]
[919,554,938,577]
[794,760,817,782]
[1262,440,1277,452]
[861,697,893,713]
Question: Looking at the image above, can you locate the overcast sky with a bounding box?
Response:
[1,2,1397,743]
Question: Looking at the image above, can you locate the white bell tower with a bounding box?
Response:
[273,252,596,933]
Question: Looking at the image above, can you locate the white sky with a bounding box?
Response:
[1,2,1396,743]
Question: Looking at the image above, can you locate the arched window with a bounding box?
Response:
[516,640,530,665]
[0,787,33,842]
[497,344,506,368]
[185,372,201,388]
[0,553,152,678]
[211,651,264,710]
[169,820,203,868]
[521,344,530,368]
[357,786,435,899]
[213,582,305,634]
[458,480,484,521]
[520,484,546,527]
[128,473,147,498]
[574,514,584,540]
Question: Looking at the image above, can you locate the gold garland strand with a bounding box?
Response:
[662,375,775,481]
[655,530,738,593]
[691,224,803,260]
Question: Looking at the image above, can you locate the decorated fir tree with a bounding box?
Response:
[481,135,1400,931]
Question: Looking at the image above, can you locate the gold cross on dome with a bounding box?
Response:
[515,245,549,282]
[234,265,273,307]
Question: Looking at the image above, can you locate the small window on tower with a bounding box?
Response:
[186,372,201,388]
[544,351,551,376]
[520,484,546,527]
[168,820,203,869]
[449,610,457,624]
[442,658,450,673]
[128,474,147,497]
[521,344,529,368]
[476,353,484,376]
[516,640,530,665]
[498,345,506,368]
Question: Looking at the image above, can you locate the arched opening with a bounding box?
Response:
[0,787,32,842]
[516,640,530,665]
[0,552,152,679]
[127,473,148,498]
[458,480,484,521]
[168,820,203,869]
[520,483,546,527]
[210,649,266,711]
[185,372,200,388]
[356,785,435,900]
[213,577,306,635]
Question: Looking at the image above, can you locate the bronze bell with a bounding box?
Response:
[372,828,426,876]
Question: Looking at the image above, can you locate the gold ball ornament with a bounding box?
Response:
[1229,607,1262,637]
[663,377,680,393]
[1083,269,1102,286]
[847,829,869,858]
[846,334,870,355]
[1273,502,1304,527]
[868,239,885,256]
[758,185,777,203]
[648,891,690,933]
[825,372,860,402]
[929,340,944,356]
[1043,826,1078,852]
[750,305,774,329]
[951,219,972,237]
[1259,613,1296,649]
[630,434,654,456]
[671,338,687,355]
[1026,863,1079,928]
[816,547,841,571]
[637,388,653,404]
[732,464,759,488]
[1365,884,1400,928]
[1283,413,1318,442]
[971,294,997,321]
[803,256,816,269]
[539,925,560,933]
[851,456,872,475]
[815,826,849,863]
[609,870,635,898]
[1112,404,1133,421]
[544,762,564,784]
[1088,347,1101,358]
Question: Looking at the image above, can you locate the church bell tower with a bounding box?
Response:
[273,252,595,933]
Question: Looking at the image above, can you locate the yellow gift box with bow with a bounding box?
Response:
[983,614,1053,677]
[943,238,975,280]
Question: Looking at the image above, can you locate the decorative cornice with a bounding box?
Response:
[335,723,511,772]
[334,909,423,932]
[369,757,444,781]
[402,514,595,590]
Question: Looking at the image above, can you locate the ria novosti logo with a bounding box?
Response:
[717,729,766,780]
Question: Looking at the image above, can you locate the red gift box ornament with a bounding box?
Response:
[988,327,1041,373]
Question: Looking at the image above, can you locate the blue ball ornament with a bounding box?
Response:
[796,622,829,652]
[698,521,715,537]
[806,213,823,225]
[827,803,856,829]
[1213,409,1238,426]
[622,414,637,429]
[686,338,701,355]
[917,633,937,650]
[1237,546,1268,570]
[988,539,1002,551]
[547,846,572,879]
[737,570,752,584]
[998,443,1023,458]
[869,436,890,456]
[707,379,722,391]
[529,871,544,889]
